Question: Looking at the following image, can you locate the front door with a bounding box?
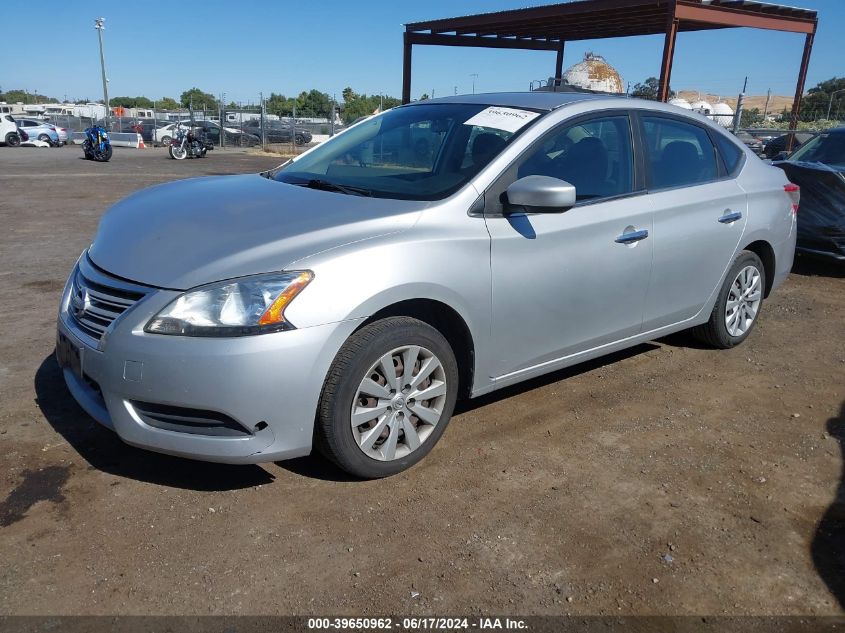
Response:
[484,113,653,381]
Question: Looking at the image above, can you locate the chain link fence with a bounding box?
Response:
[34,98,346,153]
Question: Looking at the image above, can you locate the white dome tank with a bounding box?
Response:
[690,100,713,115]
[562,53,624,94]
[711,102,735,127]
[668,98,693,110]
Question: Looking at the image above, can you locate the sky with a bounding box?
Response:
[1,0,843,104]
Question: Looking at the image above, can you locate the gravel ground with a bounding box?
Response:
[0,146,843,616]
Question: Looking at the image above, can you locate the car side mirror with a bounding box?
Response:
[505,175,576,213]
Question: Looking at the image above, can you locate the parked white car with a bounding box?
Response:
[1,114,21,146]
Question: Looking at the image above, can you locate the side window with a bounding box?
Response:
[517,115,633,201]
[642,116,718,188]
[712,132,744,174]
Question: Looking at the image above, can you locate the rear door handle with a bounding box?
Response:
[718,211,743,224]
[615,229,649,244]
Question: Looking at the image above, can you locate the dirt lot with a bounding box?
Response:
[0,146,843,617]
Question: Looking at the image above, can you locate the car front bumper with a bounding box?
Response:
[56,261,360,464]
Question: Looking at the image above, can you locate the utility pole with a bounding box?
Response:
[291,101,296,155]
[259,91,265,151]
[732,76,747,134]
[94,18,109,127]
[470,73,478,94]
[827,88,845,120]
[762,89,771,121]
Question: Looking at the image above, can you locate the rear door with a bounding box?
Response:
[638,113,748,331]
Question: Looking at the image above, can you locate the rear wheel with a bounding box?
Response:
[316,317,459,478]
[692,250,765,349]
[38,134,52,145]
[160,135,172,146]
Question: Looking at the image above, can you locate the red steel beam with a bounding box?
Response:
[658,1,679,103]
[406,32,561,51]
[788,29,816,149]
[402,32,413,104]
[675,2,815,34]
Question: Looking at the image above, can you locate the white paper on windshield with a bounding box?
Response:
[463,106,540,133]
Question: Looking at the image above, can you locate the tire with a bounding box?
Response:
[692,250,765,349]
[316,317,459,478]
[161,135,172,146]
[169,145,187,160]
[96,145,113,162]
[295,135,305,146]
[5,132,20,147]
[38,134,52,145]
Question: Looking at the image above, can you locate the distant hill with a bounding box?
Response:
[677,90,793,114]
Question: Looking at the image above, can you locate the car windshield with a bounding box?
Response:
[787,132,845,169]
[272,103,542,200]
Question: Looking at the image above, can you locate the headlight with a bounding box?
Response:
[145,271,313,337]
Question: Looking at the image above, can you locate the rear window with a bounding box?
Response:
[713,132,744,174]
[642,116,719,189]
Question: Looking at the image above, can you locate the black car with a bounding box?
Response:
[764,131,816,159]
[734,130,764,156]
[242,120,313,145]
[774,127,845,261]
[192,120,260,147]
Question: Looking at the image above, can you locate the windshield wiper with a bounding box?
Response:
[299,178,373,197]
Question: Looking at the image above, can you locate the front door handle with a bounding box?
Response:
[615,229,649,244]
[718,211,743,224]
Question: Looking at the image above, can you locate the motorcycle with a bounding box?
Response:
[82,126,113,162]
[168,123,212,160]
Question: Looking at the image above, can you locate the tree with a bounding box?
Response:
[295,89,332,118]
[338,89,401,124]
[740,107,762,128]
[419,93,430,101]
[630,77,674,100]
[157,97,180,110]
[180,87,218,110]
[0,88,58,104]
[799,76,845,121]
[110,96,155,109]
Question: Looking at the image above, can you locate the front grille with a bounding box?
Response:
[131,401,253,437]
[68,267,146,341]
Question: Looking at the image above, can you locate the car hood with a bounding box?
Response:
[88,174,426,290]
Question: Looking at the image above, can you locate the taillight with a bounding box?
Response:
[784,183,800,215]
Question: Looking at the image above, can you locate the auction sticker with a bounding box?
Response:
[463,106,540,133]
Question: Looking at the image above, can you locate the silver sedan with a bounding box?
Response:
[56,92,798,478]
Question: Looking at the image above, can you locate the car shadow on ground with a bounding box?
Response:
[455,342,660,414]
[34,354,275,491]
[812,400,845,610]
[276,342,661,482]
[792,253,845,278]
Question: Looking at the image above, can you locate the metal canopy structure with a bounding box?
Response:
[402,0,818,131]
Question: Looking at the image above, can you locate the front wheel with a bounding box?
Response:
[5,132,20,147]
[316,317,459,478]
[95,145,113,162]
[692,250,765,349]
[169,144,187,160]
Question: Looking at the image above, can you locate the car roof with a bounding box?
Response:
[405,91,607,111]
